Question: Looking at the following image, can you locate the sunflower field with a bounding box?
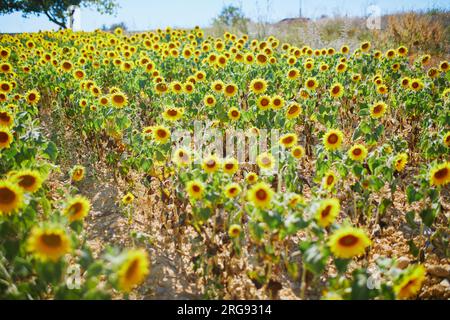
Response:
[0,26,449,300]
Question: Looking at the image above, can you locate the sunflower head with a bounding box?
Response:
[257,152,276,171]
[117,249,150,293]
[172,148,192,167]
[279,133,298,149]
[64,196,91,222]
[228,107,241,121]
[394,265,426,300]
[71,165,86,182]
[257,96,272,111]
[329,83,344,99]
[291,145,305,160]
[25,89,40,106]
[348,144,368,162]
[429,162,450,187]
[186,180,205,200]
[122,193,135,206]
[322,170,338,190]
[250,78,268,95]
[0,128,13,149]
[0,180,23,215]
[27,226,71,262]
[370,102,387,119]
[224,183,242,199]
[394,153,408,172]
[153,125,171,144]
[12,169,43,193]
[245,172,259,184]
[248,182,274,209]
[328,227,371,259]
[323,129,344,151]
[286,103,302,120]
[162,107,184,122]
[111,92,128,108]
[315,198,340,228]
[223,158,239,175]
[228,224,242,238]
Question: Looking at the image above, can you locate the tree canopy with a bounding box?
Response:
[0,0,118,29]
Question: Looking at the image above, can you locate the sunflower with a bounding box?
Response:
[204,95,216,107]
[0,62,12,73]
[186,180,205,200]
[394,265,426,300]
[370,102,388,119]
[288,194,304,207]
[162,107,184,122]
[394,153,408,172]
[170,81,183,94]
[279,133,298,149]
[377,84,388,95]
[223,158,239,175]
[250,78,268,95]
[315,198,340,228]
[0,81,12,93]
[360,41,371,52]
[228,107,241,121]
[153,125,171,144]
[27,226,71,262]
[71,165,85,182]
[322,170,338,190]
[287,68,300,80]
[305,77,318,91]
[98,95,109,107]
[122,193,135,206]
[323,129,344,151]
[111,92,128,108]
[291,145,305,160]
[248,182,274,209]
[329,83,344,99]
[257,152,275,171]
[211,80,225,93]
[245,172,258,184]
[117,249,150,293]
[400,77,410,88]
[348,144,368,162]
[429,162,450,187]
[0,110,13,127]
[410,79,423,91]
[335,62,347,73]
[443,132,450,148]
[64,196,91,222]
[228,224,242,238]
[286,103,302,120]
[439,60,449,72]
[224,183,242,199]
[328,227,371,259]
[397,46,408,57]
[271,95,285,110]
[183,82,195,94]
[224,83,238,98]
[257,95,272,111]
[12,169,43,193]
[0,128,13,149]
[25,89,40,105]
[172,148,192,167]
[202,155,221,174]
[0,180,23,215]
[61,60,73,72]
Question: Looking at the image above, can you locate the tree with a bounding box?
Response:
[0,0,118,29]
[213,5,250,33]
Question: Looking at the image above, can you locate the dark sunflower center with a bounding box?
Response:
[283,137,294,144]
[229,188,237,194]
[63,62,71,69]
[327,175,334,185]
[2,65,10,72]
[307,80,315,87]
[256,189,268,200]
[41,234,62,248]
[226,86,234,94]
[273,99,281,106]
[207,98,214,104]
[113,95,124,104]
[288,106,299,114]
[157,129,167,138]
[434,168,448,180]
[254,82,263,90]
[0,132,9,143]
[231,111,239,117]
[167,109,178,117]
[373,105,383,114]
[321,205,332,218]
[332,86,340,94]
[261,99,269,107]
[327,134,339,144]
[125,259,139,280]
[206,160,216,168]
[1,83,9,91]
[18,175,36,188]
[0,187,15,204]
[28,93,36,101]
[338,235,359,247]
[225,164,234,170]
[69,202,83,216]
[352,148,362,156]
[0,112,11,123]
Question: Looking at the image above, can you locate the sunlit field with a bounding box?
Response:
[0,21,449,300]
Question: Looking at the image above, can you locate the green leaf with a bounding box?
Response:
[405,211,417,229]
[299,242,329,275]
[406,185,423,204]
[43,141,58,162]
[408,239,420,257]
[420,208,437,227]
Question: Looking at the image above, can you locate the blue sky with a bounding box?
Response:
[0,0,448,33]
